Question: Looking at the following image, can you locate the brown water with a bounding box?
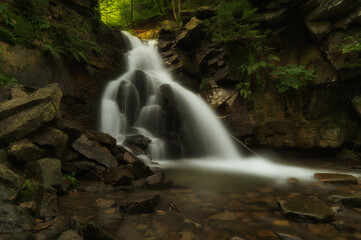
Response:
[59,157,361,240]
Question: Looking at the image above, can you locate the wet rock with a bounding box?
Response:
[84,130,117,150]
[208,211,238,221]
[0,83,62,121]
[0,163,21,202]
[124,134,151,150]
[58,230,83,240]
[29,126,68,159]
[277,197,334,222]
[120,195,160,214]
[93,199,117,209]
[257,229,278,240]
[0,102,58,147]
[145,172,172,188]
[331,220,354,232]
[8,139,46,162]
[276,233,303,240]
[19,201,37,215]
[70,215,81,233]
[32,221,52,232]
[128,158,153,179]
[326,190,361,207]
[100,166,135,186]
[58,178,72,195]
[314,173,358,184]
[0,203,35,233]
[71,134,118,168]
[176,17,204,51]
[25,158,62,187]
[82,222,115,240]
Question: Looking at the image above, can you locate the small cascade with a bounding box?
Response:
[100,31,239,160]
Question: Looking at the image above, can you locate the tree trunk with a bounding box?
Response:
[177,0,181,19]
[130,0,134,28]
[172,0,178,20]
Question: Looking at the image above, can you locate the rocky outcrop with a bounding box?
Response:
[0,84,172,237]
[159,3,361,150]
[0,0,126,127]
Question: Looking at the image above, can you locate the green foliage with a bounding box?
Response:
[272,64,315,93]
[0,26,15,44]
[20,179,38,202]
[200,77,207,89]
[0,72,17,86]
[342,35,361,54]
[206,0,259,43]
[63,172,77,185]
[42,43,62,59]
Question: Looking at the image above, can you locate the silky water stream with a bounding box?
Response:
[59,32,361,240]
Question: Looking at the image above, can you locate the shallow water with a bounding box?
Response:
[59,156,361,240]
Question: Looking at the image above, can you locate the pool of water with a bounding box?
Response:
[59,155,361,240]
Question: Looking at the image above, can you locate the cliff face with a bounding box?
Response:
[0,0,126,127]
[159,0,361,150]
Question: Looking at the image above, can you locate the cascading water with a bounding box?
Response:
[100,31,239,160]
[100,32,323,180]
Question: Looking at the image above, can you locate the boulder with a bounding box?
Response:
[51,114,83,143]
[352,96,361,118]
[8,139,46,162]
[71,134,118,168]
[176,17,205,50]
[314,173,358,184]
[82,222,115,240]
[29,126,68,159]
[0,163,21,202]
[25,158,62,187]
[326,190,361,207]
[0,148,13,170]
[305,21,332,40]
[120,195,160,214]
[145,172,172,188]
[100,166,135,185]
[19,201,38,215]
[84,130,117,149]
[0,203,35,233]
[58,230,83,240]
[306,0,361,21]
[277,197,334,222]
[124,134,152,150]
[0,83,62,121]
[19,180,58,218]
[0,102,58,147]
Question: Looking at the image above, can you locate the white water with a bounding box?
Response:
[100,31,321,180]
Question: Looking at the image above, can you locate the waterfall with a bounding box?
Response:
[100,31,239,160]
[99,32,325,180]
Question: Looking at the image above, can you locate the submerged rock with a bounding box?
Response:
[120,195,160,214]
[277,197,334,222]
[326,190,361,208]
[314,173,358,184]
[58,230,83,240]
[82,222,116,240]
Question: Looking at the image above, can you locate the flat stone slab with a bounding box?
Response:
[71,134,117,168]
[326,190,361,208]
[314,173,358,184]
[277,197,334,222]
[0,102,57,147]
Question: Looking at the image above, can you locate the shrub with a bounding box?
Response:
[0,26,15,44]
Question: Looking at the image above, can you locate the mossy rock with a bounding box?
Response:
[19,179,40,203]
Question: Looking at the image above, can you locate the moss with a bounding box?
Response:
[19,179,39,202]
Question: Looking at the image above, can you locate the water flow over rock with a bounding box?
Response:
[100,32,239,160]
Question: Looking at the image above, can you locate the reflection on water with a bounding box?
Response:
[59,157,361,240]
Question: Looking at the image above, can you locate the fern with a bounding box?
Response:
[272,64,315,93]
[0,72,17,86]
